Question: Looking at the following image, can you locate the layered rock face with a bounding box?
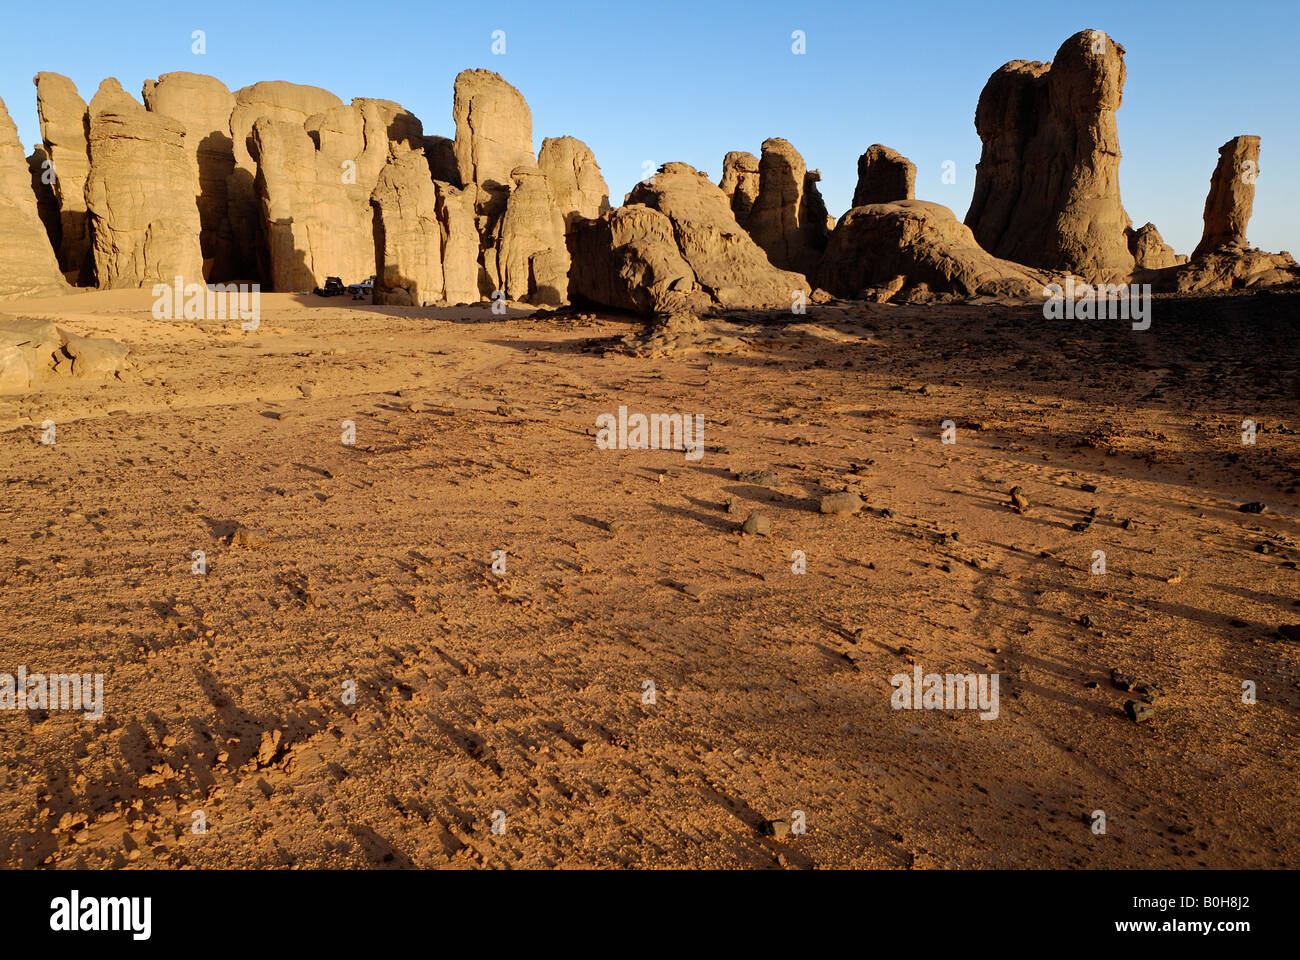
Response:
[250,116,366,292]
[309,97,423,203]
[570,162,809,316]
[0,96,68,299]
[142,72,238,282]
[366,138,481,308]
[450,70,538,297]
[371,151,444,306]
[1126,222,1178,270]
[423,135,459,185]
[965,30,1134,282]
[312,97,423,180]
[719,151,760,224]
[537,136,609,230]
[801,170,833,255]
[452,69,534,230]
[369,69,553,307]
[250,97,423,291]
[84,80,204,289]
[744,138,830,278]
[818,200,1050,302]
[228,81,345,285]
[853,144,915,206]
[27,146,61,250]
[434,180,480,305]
[569,204,708,316]
[486,165,570,305]
[33,72,94,284]
[1193,135,1259,258]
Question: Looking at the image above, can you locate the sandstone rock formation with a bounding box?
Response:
[569,204,710,316]
[27,146,61,251]
[965,30,1134,282]
[227,81,345,284]
[486,165,570,305]
[1193,135,1260,258]
[537,136,609,231]
[745,138,829,278]
[84,79,204,288]
[1139,136,1298,292]
[33,72,94,284]
[0,317,61,392]
[1126,222,1178,270]
[0,97,68,299]
[0,346,31,394]
[250,117,366,292]
[818,200,1051,302]
[719,151,760,224]
[0,316,131,393]
[61,329,132,379]
[434,180,480,305]
[423,135,459,185]
[1143,247,1299,293]
[853,144,916,206]
[366,142,481,307]
[452,70,533,229]
[570,162,809,316]
[309,97,423,199]
[371,151,444,306]
[251,98,422,291]
[311,98,422,175]
[142,72,238,282]
[420,131,477,302]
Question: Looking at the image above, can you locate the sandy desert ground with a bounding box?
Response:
[0,288,1296,869]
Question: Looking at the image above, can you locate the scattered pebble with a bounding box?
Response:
[1133,682,1163,702]
[231,526,267,549]
[1124,700,1154,723]
[256,730,282,766]
[819,492,863,516]
[736,469,778,486]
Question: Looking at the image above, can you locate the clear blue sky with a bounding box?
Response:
[3,0,1296,256]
